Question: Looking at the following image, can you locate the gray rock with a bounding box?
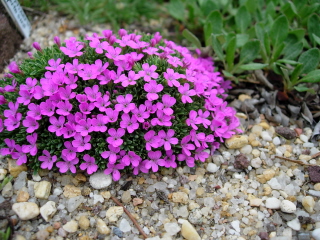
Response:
[89,172,112,189]
[13,171,27,191]
[2,181,13,197]
[67,196,85,212]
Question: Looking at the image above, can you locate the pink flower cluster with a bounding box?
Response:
[0,29,240,181]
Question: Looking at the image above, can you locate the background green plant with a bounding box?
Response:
[168,0,320,94]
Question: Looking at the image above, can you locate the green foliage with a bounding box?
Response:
[0,227,11,240]
[167,0,320,93]
[0,175,13,191]
[19,0,164,30]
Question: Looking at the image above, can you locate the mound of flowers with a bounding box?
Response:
[0,29,240,180]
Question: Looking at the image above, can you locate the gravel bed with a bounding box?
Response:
[1,12,320,240]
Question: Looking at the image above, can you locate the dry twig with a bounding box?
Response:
[110,196,148,239]
[275,156,317,166]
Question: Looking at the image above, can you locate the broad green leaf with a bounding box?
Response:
[270,15,289,46]
[266,1,276,18]
[167,0,185,21]
[312,34,320,45]
[264,32,271,57]
[239,63,268,70]
[235,6,251,33]
[200,0,219,16]
[298,48,320,74]
[294,85,315,93]
[204,22,213,46]
[236,34,249,48]
[239,40,260,64]
[281,1,297,21]
[308,14,320,47]
[245,0,258,13]
[299,69,320,83]
[211,34,224,61]
[283,41,303,60]
[226,36,236,70]
[222,70,235,79]
[290,63,303,83]
[206,10,223,34]
[255,23,265,43]
[294,0,307,10]
[182,29,202,49]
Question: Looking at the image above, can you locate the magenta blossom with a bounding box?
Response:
[180,135,195,156]
[144,80,163,101]
[0,139,16,156]
[11,145,27,165]
[132,104,149,123]
[157,129,178,150]
[8,61,22,74]
[107,128,125,147]
[178,153,195,168]
[101,144,120,164]
[72,133,91,152]
[56,156,79,173]
[120,113,139,133]
[178,83,196,104]
[84,85,102,102]
[104,162,125,181]
[48,116,65,136]
[22,116,39,133]
[91,114,108,132]
[80,154,98,174]
[121,151,141,167]
[45,58,65,71]
[115,94,136,113]
[186,110,201,130]
[60,37,84,57]
[39,150,57,170]
[156,94,176,115]
[144,130,159,150]
[4,113,22,131]
[158,150,177,168]
[151,110,172,127]
[61,141,77,161]
[138,63,159,82]
[163,68,181,87]
[144,151,162,172]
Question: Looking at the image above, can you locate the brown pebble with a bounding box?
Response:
[53,222,61,229]
[75,173,86,182]
[132,198,143,206]
[275,127,296,139]
[294,128,303,136]
[234,153,250,169]
[308,166,320,183]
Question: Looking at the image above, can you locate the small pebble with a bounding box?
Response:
[312,228,320,240]
[280,200,296,213]
[265,197,281,209]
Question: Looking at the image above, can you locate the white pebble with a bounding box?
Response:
[280,200,296,213]
[206,163,219,173]
[272,137,281,145]
[299,134,309,143]
[303,142,314,148]
[261,131,272,142]
[287,218,301,231]
[265,197,281,209]
[231,220,240,232]
[312,228,320,240]
[267,178,282,190]
[240,145,252,154]
[251,158,262,168]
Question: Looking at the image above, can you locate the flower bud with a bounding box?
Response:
[118,29,127,38]
[8,61,22,74]
[54,36,61,46]
[27,52,34,59]
[32,42,42,52]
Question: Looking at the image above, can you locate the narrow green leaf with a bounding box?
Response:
[270,15,289,46]
[283,41,303,60]
[204,22,213,46]
[255,23,265,42]
[281,1,297,21]
[271,43,285,62]
[206,10,223,34]
[276,59,299,65]
[236,34,249,48]
[308,14,320,47]
[211,34,224,61]
[266,1,276,18]
[239,40,260,64]
[226,36,236,70]
[290,63,303,83]
[167,0,185,21]
[235,6,251,33]
[298,48,320,74]
[222,70,235,79]
[264,32,271,57]
[299,69,320,83]
[239,63,268,70]
[182,29,202,49]
[245,0,258,13]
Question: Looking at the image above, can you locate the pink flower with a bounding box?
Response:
[40,99,55,116]
[167,55,183,67]
[186,110,201,130]
[97,69,115,85]
[56,101,72,116]
[105,108,119,122]
[56,156,79,173]
[105,46,124,60]
[89,38,109,54]
[75,118,94,136]
[144,130,159,150]
[4,102,19,118]
[107,128,125,147]
[11,145,27,165]
[144,151,162,172]
[132,104,149,123]
[115,94,136,113]
[65,59,83,74]
[157,129,178,151]
[144,80,163,101]
[163,68,181,87]
[120,113,139,133]
[48,116,65,136]
[60,37,84,57]
[194,147,209,162]
[39,150,57,170]
[103,162,125,181]
[45,58,65,71]
[4,113,22,131]
[0,139,16,156]
[27,103,41,120]
[78,63,100,80]
[121,151,141,167]
[180,135,195,156]
[22,116,39,133]
[59,86,76,100]
[80,154,98,174]
[8,61,22,74]
[62,141,77,161]
[21,133,38,156]
[122,70,140,87]
[94,94,110,112]
[17,90,32,105]
[32,42,42,52]
[138,63,159,82]
[198,109,211,128]
[178,83,196,103]
[84,85,101,102]
[151,110,172,127]
[72,133,91,152]
[91,114,108,132]
[101,144,120,164]
[158,150,177,168]
[177,153,195,168]
[156,94,176,115]
[20,77,37,92]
